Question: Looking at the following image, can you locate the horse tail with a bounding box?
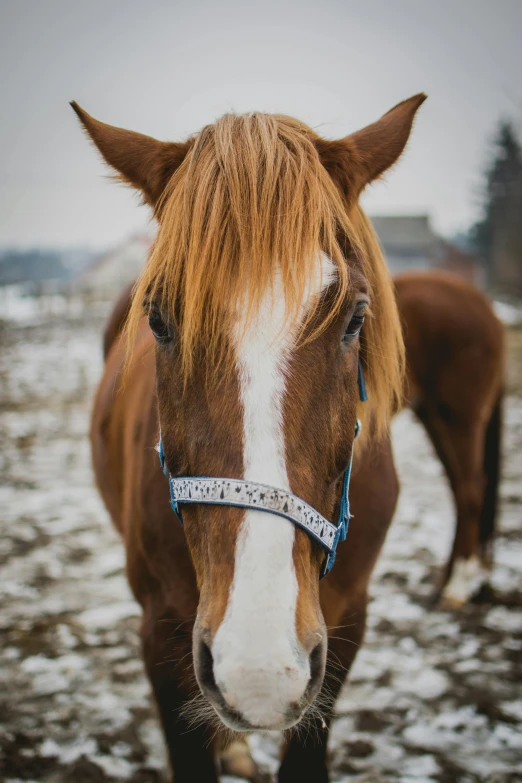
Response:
[102,281,135,360]
[479,388,503,559]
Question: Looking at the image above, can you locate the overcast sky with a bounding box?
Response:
[1,0,521,249]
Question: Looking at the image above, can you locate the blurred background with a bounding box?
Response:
[1,2,521,782]
[2,0,522,300]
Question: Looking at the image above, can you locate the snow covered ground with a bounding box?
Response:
[1,302,521,783]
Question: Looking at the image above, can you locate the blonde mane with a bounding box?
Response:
[126,112,403,436]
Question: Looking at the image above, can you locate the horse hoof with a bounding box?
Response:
[438,593,466,611]
[440,556,491,609]
[220,738,257,780]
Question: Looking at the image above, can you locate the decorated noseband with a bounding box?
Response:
[158,361,367,579]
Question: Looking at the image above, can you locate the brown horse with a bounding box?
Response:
[395,271,505,606]
[73,95,425,782]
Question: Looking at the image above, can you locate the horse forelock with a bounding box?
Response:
[127,114,349,359]
[125,111,404,439]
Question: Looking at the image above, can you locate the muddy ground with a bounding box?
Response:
[1,297,521,783]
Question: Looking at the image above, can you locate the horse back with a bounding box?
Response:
[395,271,505,410]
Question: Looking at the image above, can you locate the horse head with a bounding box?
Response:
[73,95,424,731]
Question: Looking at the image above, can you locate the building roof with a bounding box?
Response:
[370,215,438,253]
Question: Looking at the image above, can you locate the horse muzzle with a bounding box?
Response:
[193,626,327,731]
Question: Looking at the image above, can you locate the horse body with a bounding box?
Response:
[76,95,425,781]
[396,271,505,606]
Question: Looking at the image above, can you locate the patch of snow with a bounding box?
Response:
[484,606,522,633]
[490,722,522,750]
[369,593,425,624]
[21,653,87,675]
[401,754,440,777]
[40,738,61,757]
[501,700,522,722]
[77,600,140,628]
[395,668,450,700]
[91,753,135,778]
[493,300,522,326]
[56,737,98,764]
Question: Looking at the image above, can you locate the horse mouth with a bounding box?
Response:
[209,693,308,733]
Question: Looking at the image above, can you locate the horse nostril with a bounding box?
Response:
[197,639,219,695]
[307,640,326,697]
[196,639,254,729]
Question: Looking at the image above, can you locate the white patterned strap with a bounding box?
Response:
[169,477,337,552]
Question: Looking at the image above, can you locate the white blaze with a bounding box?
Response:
[211,256,335,729]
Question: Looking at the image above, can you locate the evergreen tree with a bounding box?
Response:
[470,121,522,290]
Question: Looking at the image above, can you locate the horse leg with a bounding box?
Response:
[443,393,503,605]
[442,470,488,607]
[278,604,368,783]
[416,403,490,606]
[477,390,503,569]
[141,611,220,783]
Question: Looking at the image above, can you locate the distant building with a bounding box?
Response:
[370,214,481,285]
[370,215,440,273]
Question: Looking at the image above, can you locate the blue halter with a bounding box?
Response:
[159,361,367,579]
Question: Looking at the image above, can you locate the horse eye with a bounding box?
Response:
[342,308,366,342]
[148,308,171,343]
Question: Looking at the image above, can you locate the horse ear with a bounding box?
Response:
[70,102,190,208]
[316,93,426,200]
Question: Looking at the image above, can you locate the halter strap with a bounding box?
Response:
[158,360,367,579]
[166,477,337,550]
